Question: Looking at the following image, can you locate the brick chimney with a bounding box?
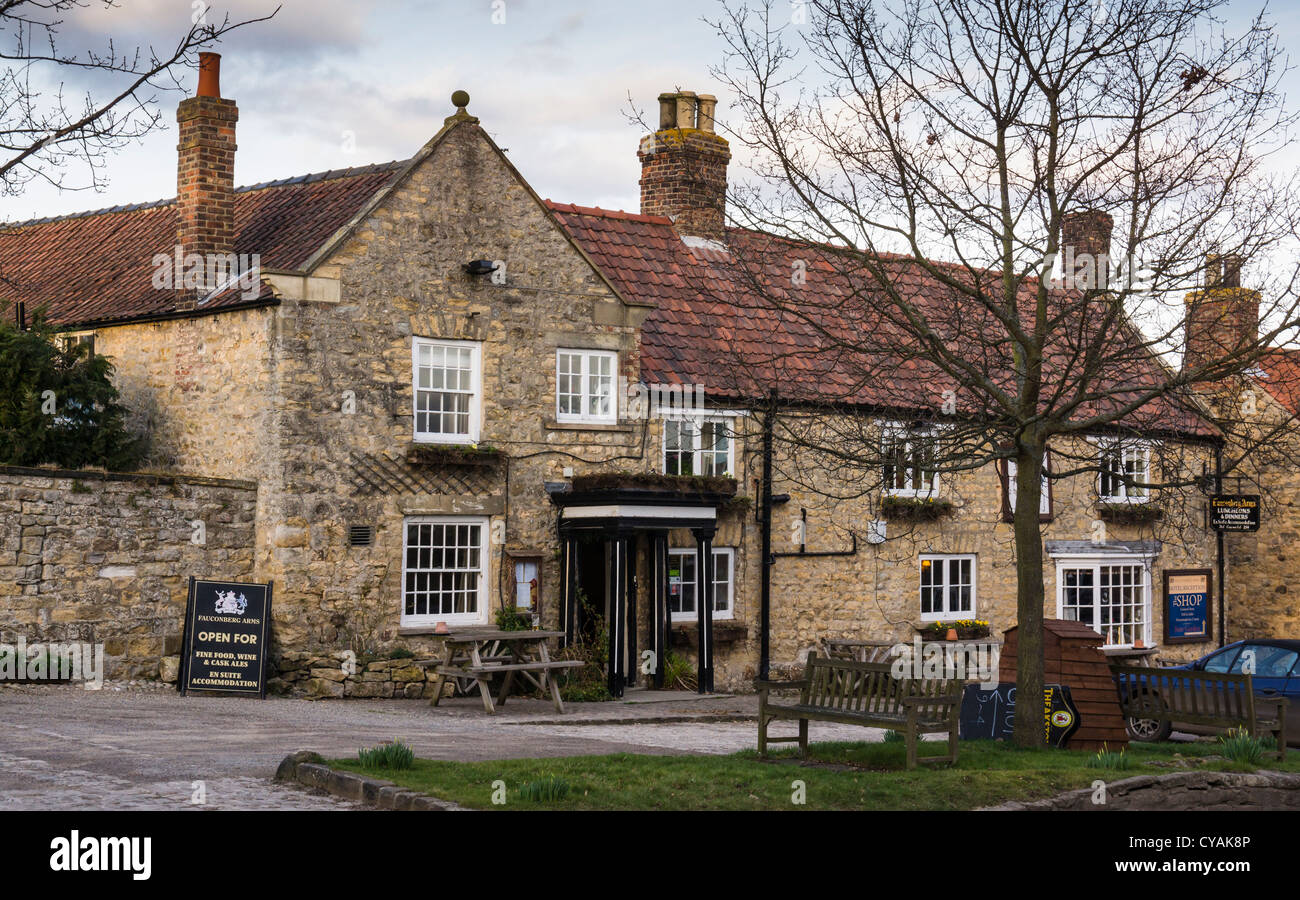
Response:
[1060,209,1113,290]
[176,52,237,267]
[1183,253,1261,372]
[638,90,731,242]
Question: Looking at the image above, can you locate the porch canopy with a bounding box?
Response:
[549,474,737,696]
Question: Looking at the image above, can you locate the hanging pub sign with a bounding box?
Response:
[959,683,1080,747]
[179,578,273,698]
[1163,569,1212,644]
[1210,495,1260,532]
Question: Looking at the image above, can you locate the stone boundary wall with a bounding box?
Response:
[0,465,258,679]
[272,651,446,699]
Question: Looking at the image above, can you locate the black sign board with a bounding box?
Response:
[959,682,1081,748]
[1210,495,1260,532]
[179,578,272,697]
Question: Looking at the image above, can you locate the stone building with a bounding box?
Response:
[1182,256,1300,641]
[1,54,1232,693]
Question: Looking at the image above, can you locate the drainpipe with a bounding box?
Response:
[759,388,776,681]
[1216,444,1226,648]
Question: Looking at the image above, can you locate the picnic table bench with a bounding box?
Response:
[757,652,963,769]
[1110,663,1287,760]
[821,639,897,663]
[416,630,583,714]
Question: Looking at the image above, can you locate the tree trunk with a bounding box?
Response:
[1011,440,1047,748]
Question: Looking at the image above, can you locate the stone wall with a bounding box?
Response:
[685,424,1221,691]
[270,650,442,699]
[1197,381,1300,641]
[91,306,277,480]
[0,465,258,678]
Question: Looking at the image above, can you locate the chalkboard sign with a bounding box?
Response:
[1210,495,1260,532]
[179,578,272,697]
[960,682,1080,747]
[1164,569,1211,644]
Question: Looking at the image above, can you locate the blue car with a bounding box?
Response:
[1122,639,1298,745]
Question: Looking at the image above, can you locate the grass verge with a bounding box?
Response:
[329,738,1299,810]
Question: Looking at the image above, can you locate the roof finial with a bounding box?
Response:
[445,90,478,126]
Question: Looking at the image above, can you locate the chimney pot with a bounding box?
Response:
[674,91,698,129]
[1222,254,1243,289]
[657,93,678,130]
[196,52,221,99]
[697,95,718,133]
[1204,253,1222,288]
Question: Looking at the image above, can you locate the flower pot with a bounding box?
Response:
[945,628,959,641]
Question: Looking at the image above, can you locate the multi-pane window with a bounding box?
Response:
[668,548,734,620]
[1098,441,1151,502]
[413,339,480,443]
[402,518,488,625]
[1005,457,1051,517]
[664,416,734,476]
[1059,561,1149,647]
[556,349,616,423]
[883,424,939,496]
[61,333,94,357]
[919,555,975,619]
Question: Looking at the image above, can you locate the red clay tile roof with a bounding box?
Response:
[0,161,404,327]
[547,201,1218,439]
[1256,349,1300,417]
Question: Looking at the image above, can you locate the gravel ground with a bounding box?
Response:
[0,682,888,810]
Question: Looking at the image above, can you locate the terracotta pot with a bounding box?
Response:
[945,628,959,641]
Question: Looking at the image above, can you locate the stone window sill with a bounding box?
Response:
[543,418,634,433]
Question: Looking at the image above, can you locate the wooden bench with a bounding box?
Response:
[1110,663,1287,761]
[757,653,963,770]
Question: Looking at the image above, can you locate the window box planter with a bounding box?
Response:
[1096,502,1162,524]
[406,444,503,468]
[669,622,747,647]
[881,495,955,521]
[918,620,991,641]
[570,472,738,500]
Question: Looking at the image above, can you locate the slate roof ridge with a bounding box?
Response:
[2,159,409,231]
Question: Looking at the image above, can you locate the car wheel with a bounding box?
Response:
[1126,704,1173,742]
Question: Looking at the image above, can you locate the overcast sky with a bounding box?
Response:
[2,0,1296,224]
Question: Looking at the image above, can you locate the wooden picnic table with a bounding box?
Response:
[417,630,583,714]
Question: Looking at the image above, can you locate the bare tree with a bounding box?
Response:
[0,0,276,199]
[703,0,1300,746]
